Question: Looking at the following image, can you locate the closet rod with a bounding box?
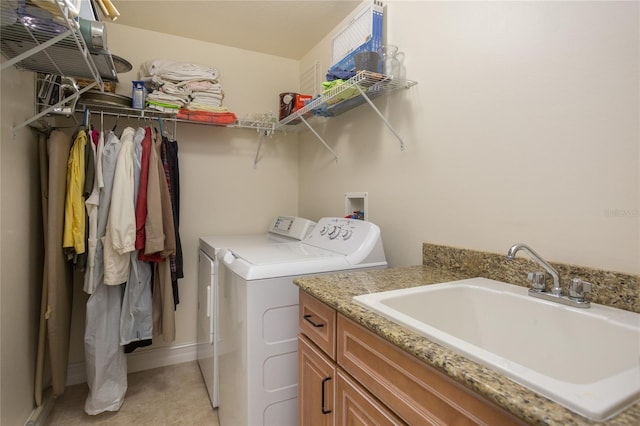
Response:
[81,108,277,134]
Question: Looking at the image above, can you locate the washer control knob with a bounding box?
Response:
[328,225,340,239]
[319,226,329,235]
[341,229,352,240]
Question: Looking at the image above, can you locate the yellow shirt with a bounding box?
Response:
[63,130,87,255]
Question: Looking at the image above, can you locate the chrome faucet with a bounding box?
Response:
[506,243,562,295]
[506,243,592,308]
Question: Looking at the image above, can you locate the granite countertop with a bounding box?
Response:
[294,265,640,426]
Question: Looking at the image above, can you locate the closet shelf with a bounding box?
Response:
[73,103,279,135]
[2,1,119,130]
[275,71,417,155]
[0,1,117,82]
[278,71,416,126]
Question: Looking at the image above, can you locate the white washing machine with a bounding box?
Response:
[197,216,316,408]
[216,217,387,426]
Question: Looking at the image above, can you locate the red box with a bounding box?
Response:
[294,94,312,111]
[279,93,313,120]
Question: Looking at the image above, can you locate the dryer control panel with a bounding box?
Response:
[268,216,316,240]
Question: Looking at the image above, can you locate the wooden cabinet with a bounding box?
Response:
[298,335,336,426]
[298,290,526,426]
[298,291,337,426]
[335,369,405,426]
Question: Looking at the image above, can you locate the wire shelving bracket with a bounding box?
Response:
[275,71,417,156]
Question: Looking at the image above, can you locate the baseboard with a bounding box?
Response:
[24,389,55,426]
[66,342,198,386]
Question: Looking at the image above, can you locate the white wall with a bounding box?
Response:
[0,66,43,425]
[299,0,640,275]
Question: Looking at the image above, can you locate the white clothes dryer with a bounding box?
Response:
[197,216,316,408]
[216,217,387,426]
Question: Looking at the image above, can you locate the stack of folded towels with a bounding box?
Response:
[139,59,237,124]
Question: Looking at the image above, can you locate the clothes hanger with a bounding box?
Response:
[157,116,164,137]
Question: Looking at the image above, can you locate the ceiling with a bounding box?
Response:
[110,1,362,59]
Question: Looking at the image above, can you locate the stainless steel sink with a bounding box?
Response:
[353,277,640,421]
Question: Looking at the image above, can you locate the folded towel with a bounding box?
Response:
[185,105,230,113]
[140,59,219,81]
[177,108,237,125]
[191,92,224,102]
[147,91,189,106]
[188,100,223,110]
[182,80,222,92]
[186,103,226,112]
[146,100,180,113]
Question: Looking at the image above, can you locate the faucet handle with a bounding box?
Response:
[568,278,592,302]
[527,272,546,292]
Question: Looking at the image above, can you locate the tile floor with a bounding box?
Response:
[44,361,219,425]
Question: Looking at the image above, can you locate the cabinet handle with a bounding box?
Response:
[321,376,332,415]
[303,314,325,328]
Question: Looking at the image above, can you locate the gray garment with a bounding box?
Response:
[120,127,153,346]
[84,132,103,295]
[84,131,127,415]
[120,251,153,345]
[132,127,145,201]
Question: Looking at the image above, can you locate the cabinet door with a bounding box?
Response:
[298,335,336,426]
[336,369,406,426]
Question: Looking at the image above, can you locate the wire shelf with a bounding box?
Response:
[277,71,417,127]
[0,1,117,81]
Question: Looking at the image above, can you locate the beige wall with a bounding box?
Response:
[65,24,302,362]
[2,1,639,424]
[2,20,302,424]
[0,66,43,425]
[299,0,640,275]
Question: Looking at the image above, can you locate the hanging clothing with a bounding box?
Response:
[84,130,127,415]
[77,131,95,270]
[152,259,175,342]
[103,127,136,285]
[120,251,153,346]
[162,136,183,309]
[149,130,177,342]
[35,130,74,405]
[83,132,104,294]
[138,134,164,260]
[120,128,153,348]
[139,130,175,261]
[155,133,176,261]
[62,128,87,258]
[135,128,152,251]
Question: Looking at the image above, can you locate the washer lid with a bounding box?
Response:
[220,246,382,281]
[199,233,297,259]
[228,242,342,266]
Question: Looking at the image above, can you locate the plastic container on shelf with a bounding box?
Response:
[131,80,146,109]
[382,45,401,77]
[354,51,381,73]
